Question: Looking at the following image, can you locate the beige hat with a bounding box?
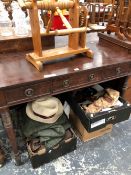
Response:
[26,96,63,123]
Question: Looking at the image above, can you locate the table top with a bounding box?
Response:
[0,33,131,89]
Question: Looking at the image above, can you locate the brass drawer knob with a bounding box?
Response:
[63,80,70,88]
[25,88,34,97]
[116,67,121,75]
[88,74,95,81]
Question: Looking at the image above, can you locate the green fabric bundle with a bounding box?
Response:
[21,110,71,149]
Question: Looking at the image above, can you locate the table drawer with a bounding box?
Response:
[52,70,102,93]
[103,63,130,79]
[5,81,52,104]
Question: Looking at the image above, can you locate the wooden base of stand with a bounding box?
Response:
[26,46,93,71]
[98,32,131,53]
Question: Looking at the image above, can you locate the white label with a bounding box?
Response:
[44,74,56,78]
[79,0,84,2]
[91,119,105,129]
[74,68,79,71]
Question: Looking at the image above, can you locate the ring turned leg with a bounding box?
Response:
[1,108,22,166]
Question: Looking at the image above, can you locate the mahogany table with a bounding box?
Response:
[0,33,131,165]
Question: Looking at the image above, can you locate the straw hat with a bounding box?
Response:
[26,96,63,123]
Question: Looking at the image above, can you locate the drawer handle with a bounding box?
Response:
[88,74,95,81]
[116,67,121,75]
[63,80,70,88]
[25,88,34,97]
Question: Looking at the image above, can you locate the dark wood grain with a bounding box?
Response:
[0,33,131,89]
[5,80,52,105]
[98,33,131,53]
[0,35,54,53]
[0,33,130,107]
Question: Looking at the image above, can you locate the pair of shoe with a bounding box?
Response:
[27,129,74,155]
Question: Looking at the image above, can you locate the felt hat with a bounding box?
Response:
[26,96,63,124]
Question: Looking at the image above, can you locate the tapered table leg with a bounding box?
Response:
[1,108,22,166]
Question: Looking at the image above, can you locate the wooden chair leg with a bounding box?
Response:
[0,141,5,167]
[1,108,22,166]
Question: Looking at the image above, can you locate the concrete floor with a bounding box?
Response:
[0,116,131,175]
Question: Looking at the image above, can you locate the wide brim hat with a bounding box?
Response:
[26,96,63,124]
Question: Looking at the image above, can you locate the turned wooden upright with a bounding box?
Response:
[18,0,93,71]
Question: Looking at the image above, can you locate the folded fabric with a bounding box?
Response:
[21,109,71,149]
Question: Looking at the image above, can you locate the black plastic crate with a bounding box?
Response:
[27,128,77,169]
[65,93,131,132]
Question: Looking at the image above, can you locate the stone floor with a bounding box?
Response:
[0,116,131,175]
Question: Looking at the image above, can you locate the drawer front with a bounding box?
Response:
[52,70,102,93]
[52,75,78,93]
[5,81,51,104]
[78,70,103,85]
[103,63,130,79]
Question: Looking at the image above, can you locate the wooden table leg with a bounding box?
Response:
[0,108,22,166]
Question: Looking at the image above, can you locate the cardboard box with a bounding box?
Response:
[70,110,112,142]
[65,92,131,132]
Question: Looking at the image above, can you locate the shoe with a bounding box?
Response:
[27,139,46,156]
[53,129,74,149]
[52,144,60,150]
[64,129,74,143]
